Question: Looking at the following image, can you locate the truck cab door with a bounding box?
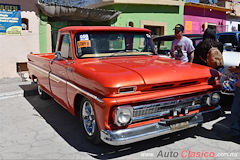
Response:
[49,34,73,109]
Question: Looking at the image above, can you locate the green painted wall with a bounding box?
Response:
[105,4,184,35]
[39,4,184,52]
[44,20,111,51]
[39,12,48,53]
[48,21,110,51]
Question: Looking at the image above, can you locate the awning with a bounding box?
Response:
[37,2,121,22]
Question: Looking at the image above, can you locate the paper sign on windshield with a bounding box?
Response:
[77,40,91,48]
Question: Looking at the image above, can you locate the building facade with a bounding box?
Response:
[82,0,185,37]
[184,2,232,34]
[39,0,185,43]
[0,0,41,78]
[217,0,240,31]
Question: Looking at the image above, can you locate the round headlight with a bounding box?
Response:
[207,92,221,106]
[211,92,221,105]
[115,106,133,126]
[208,76,219,85]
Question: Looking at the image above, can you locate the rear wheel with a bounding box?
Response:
[79,97,101,144]
[37,83,51,99]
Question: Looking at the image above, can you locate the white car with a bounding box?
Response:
[220,50,240,95]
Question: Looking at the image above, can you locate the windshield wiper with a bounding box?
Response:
[126,48,140,52]
[108,49,140,57]
[107,51,125,58]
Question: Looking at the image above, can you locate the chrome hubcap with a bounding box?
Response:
[38,85,42,95]
[82,101,96,136]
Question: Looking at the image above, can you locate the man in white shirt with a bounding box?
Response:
[170,24,195,63]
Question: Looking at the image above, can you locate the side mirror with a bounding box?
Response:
[223,43,233,51]
[54,51,62,59]
[51,51,69,64]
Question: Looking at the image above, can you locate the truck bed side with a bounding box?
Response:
[27,53,55,95]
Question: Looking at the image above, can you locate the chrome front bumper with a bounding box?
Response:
[101,106,221,146]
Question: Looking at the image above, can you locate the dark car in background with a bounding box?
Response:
[153,34,202,58]
[153,33,240,97]
[217,32,240,52]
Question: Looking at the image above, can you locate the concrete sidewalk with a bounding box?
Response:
[0,78,95,160]
[0,77,34,99]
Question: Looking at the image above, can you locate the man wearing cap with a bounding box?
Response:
[170,24,195,63]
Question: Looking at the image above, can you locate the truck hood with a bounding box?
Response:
[73,55,216,88]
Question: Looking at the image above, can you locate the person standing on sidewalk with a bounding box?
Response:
[193,28,223,67]
[228,64,240,137]
[170,24,195,63]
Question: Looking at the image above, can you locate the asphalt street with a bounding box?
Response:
[0,78,239,160]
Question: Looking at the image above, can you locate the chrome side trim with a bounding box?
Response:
[101,106,221,146]
[67,82,104,103]
[28,63,103,103]
[28,63,49,78]
[49,73,65,83]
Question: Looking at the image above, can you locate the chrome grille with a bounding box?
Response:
[132,95,206,122]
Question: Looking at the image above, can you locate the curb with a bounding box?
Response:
[0,90,24,99]
[0,83,38,99]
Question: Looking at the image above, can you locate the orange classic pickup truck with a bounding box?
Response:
[27,26,222,146]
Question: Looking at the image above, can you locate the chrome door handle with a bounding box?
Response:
[67,67,73,72]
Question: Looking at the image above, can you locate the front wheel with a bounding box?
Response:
[37,83,51,100]
[79,97,101,144]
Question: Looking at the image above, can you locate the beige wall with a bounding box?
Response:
[217,1,240,16]
[0,0,40,78]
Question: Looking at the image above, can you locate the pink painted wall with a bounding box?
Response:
[184,6,226,34]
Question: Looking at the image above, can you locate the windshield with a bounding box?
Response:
[75,32,155,58]
[218,35,238,46]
